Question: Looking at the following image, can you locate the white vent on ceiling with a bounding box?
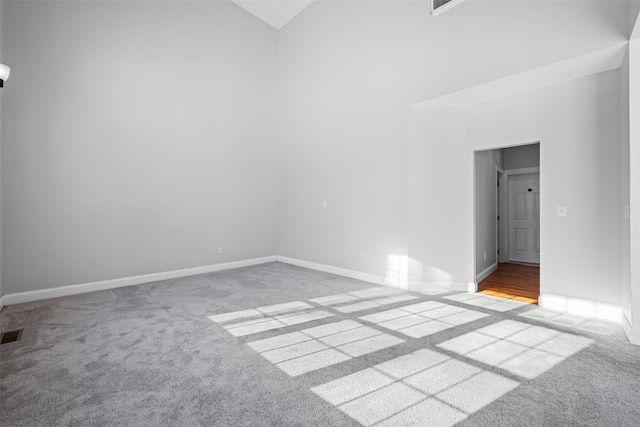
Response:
[431,0,466,16]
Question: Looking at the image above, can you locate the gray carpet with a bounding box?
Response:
[1,262,639,426]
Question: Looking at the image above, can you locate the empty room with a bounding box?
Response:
[1,0,640,425]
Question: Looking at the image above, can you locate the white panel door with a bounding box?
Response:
[509,173,540,264]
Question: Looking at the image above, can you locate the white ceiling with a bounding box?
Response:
[231,0,316,30]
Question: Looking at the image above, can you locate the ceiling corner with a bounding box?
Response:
[231,0,316,30]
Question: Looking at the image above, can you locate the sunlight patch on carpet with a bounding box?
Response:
[247,320,405,376]
[519,308,620,335]
[444,293,529,312]
[208,301,334,337]
[359,301,489,338]
[310,287,418,313]
[312,348,518,426]
[437,319,593,379]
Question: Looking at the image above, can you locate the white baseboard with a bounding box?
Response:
[276,256,385,286]
[0,295,5,312]
[622,312,640,345]
[538,293,622,323]
[3,256,277,306]
[276,256,476,295]
[409,281,473,294]
[467,281,478,293]
[476,263,498,283]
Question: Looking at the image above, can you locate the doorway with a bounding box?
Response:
[508,172,540,264]
[474,143,540,303]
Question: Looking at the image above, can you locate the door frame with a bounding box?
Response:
[500,167,540,264]
[496,166,504,263]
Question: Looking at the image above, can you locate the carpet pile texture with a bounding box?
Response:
[1,262,639,426]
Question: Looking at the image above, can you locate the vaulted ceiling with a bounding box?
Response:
[230,0,316,30]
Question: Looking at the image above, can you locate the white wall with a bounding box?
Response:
[629,0,640,40]
[474,149,503,277]
[408,107,469,289]
[502,144,539,170]
[469,72,622,305]
[1,1,279,294]
[410,71,623,307]
[277,0,629,279]
[1,0,632,304]
[0,0,4,299]
[620,48,632,325]
[628,39,640,342]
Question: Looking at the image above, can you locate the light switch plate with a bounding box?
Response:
[557,206,567,217]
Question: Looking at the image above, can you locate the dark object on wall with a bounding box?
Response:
[431,0,466,16]
[0,63,11,88]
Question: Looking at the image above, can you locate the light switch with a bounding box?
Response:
[624,205,630,219]
[557,206,567,217]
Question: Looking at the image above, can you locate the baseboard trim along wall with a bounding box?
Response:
[622,313,640,345]
[2,256,277,306]
[276,256,473,294]
[276,256,386,286]
[476,263,498,283]
[409,281,473,294]
[2,255,627,332]
[538,293,622,323]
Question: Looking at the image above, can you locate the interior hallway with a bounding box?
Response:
[478,263,540,304]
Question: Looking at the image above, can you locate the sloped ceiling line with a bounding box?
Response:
[230,0,316,30]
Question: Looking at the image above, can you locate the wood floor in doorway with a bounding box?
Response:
[478,262,539,304]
